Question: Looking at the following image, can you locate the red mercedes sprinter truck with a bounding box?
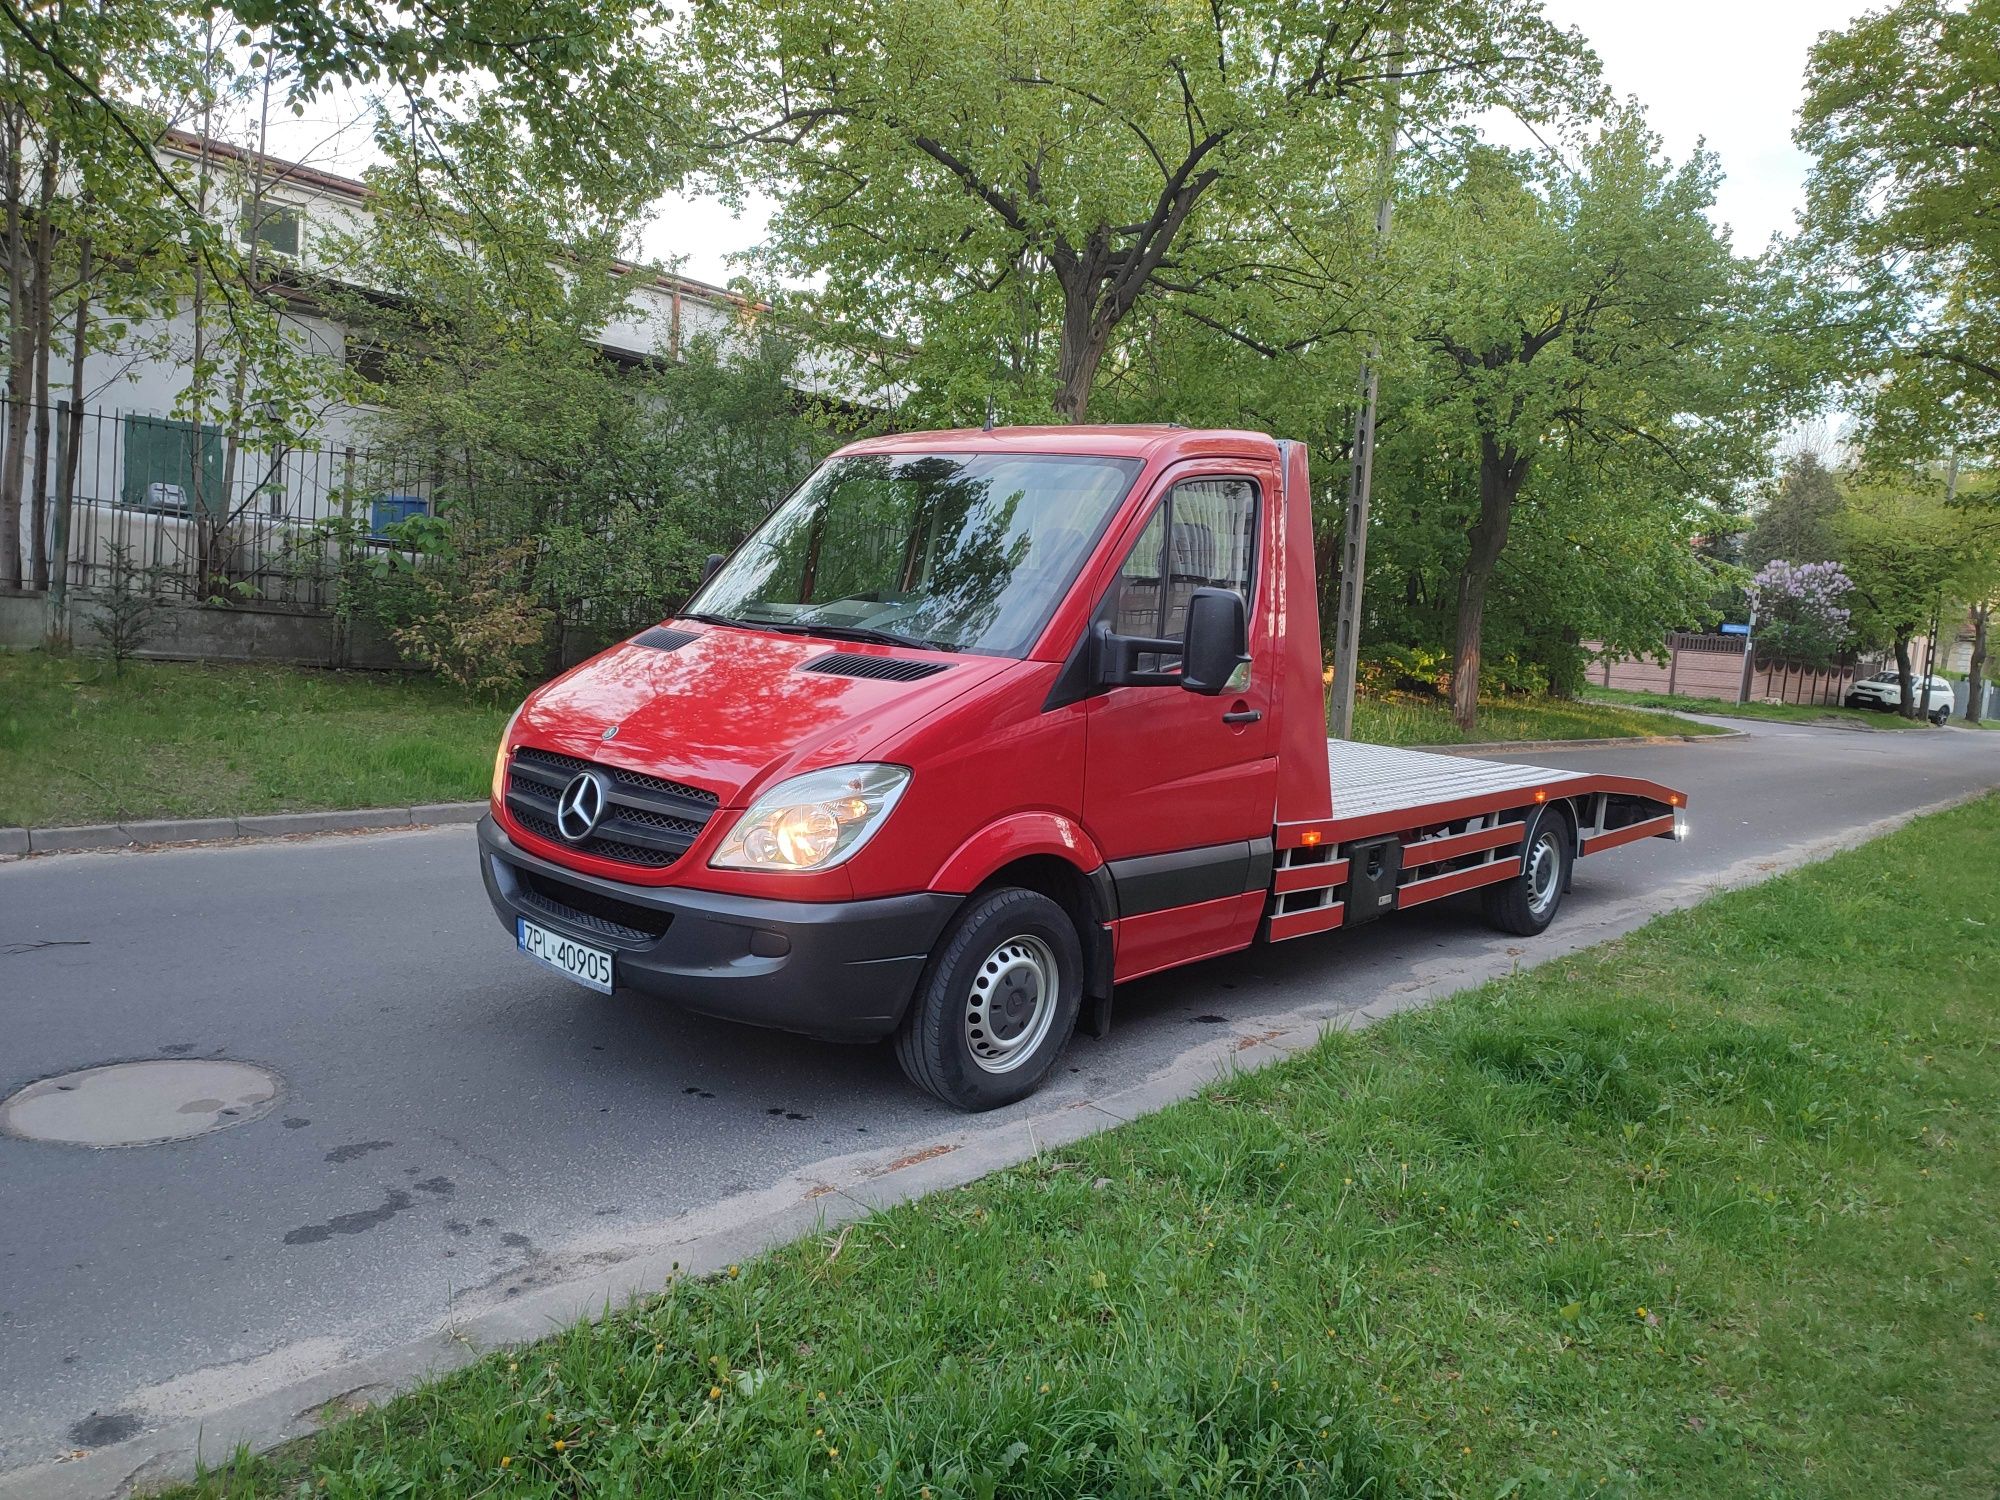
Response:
[479,426,1687,1110]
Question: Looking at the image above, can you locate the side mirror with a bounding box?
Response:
[1180,587,1249,695]
[702,552,726,583]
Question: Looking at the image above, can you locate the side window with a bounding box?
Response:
[1101,476,1257,672]
[1107,504,1168,640]
[1162,478,1256,638]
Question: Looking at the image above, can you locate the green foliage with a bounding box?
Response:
[1356,118,1784,718]
[1745,451,1844,568]
[1838,475,2000,655]
[89,543,170,673]
[678,0,1597,423]
[1797,0,2000,462]
[323,124,835,663]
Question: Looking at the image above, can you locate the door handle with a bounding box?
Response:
[1222,708,1263,724]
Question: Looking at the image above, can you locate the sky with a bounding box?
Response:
[263,1,1874,286]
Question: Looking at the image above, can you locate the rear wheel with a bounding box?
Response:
[894,887,1083,1111]
[1482,809,1571,936]
[1930,702,1951,726]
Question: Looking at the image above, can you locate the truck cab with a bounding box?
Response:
[479,426,1686,1109]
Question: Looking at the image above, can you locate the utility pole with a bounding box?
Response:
[1326,31,1404,740]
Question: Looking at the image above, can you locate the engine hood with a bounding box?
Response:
[514,625,1008,806]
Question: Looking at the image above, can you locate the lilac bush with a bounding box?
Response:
[1748,559,1854,667]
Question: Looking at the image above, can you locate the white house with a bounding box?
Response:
[25,130,798,606]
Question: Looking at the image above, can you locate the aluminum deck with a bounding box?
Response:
[1326,740,1585,825]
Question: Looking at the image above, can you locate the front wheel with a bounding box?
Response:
[894,887,1083,1111]
[1482,809,1571,936]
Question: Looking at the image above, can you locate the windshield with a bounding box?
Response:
[689,452,1144,657]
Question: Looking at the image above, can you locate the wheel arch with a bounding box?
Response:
[970,852,1117,1036]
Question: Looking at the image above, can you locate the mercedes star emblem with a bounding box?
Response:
[555,771,607,842]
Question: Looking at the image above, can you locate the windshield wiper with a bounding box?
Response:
[804,623,952,654]
[684,611,812,636]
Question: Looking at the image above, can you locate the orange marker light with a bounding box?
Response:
[1300,830,1322,847]
[1668,793,1682,806]
[1532,789,1547,803]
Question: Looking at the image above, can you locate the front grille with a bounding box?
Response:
[517,870,671,942]
[506,745,720,870]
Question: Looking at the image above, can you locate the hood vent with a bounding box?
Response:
[632,626,699,651]
[802,652,951,683]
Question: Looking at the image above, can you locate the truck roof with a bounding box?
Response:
[837,425,1287,463]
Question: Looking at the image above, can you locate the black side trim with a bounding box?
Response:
[802,652,951,682]
[1108,838,1269,918]
[633,625,699,651]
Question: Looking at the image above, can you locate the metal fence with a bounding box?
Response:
[6,399,434,608]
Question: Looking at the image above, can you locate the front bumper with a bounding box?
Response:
[477,815,959,1042]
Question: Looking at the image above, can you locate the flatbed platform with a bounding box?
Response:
[1261,741,1685,944]
[1325,741,1584,828]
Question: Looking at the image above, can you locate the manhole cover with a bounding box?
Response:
[0,1060,281,1147]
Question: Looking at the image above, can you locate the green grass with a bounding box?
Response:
[1355,689,1727,747]
[164,797,2000,1498]
[1584,684,1937,732]
[0,651,509,827]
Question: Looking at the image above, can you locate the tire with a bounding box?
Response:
[893,887,1084,1111]
[1930,703,1951,726]
[1481,808,1571,937]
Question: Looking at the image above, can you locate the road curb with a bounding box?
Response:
[8,781,1992,1499]
[2,803,487,858]
[1428,727,1744,755]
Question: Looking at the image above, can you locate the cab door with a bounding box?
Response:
[1080,464,1277,975]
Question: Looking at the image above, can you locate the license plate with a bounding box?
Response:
[516,917,615,994]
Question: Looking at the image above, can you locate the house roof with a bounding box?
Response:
[154,127,754,312]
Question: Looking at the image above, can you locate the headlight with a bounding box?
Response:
[491,707,522,804]
[711,764,911,873]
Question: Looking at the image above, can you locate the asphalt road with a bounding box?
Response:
[2,717,1996,1474]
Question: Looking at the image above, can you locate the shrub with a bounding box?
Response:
[1748,559,1854,668]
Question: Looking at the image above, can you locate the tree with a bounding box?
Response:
[326,124,833,680]
[1392,120,1783,729]
[1837,476,2000,716]
[1797,0,2000,462]
[677,0,1594,424]
[1745,451,1844,568]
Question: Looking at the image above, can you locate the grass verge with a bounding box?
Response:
[0,651,507,827]
[166,795,2000,1498]
[1356,689,1727,746]
[1584,684,1936,732]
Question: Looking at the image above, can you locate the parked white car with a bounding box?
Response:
[1844,670,1955,724]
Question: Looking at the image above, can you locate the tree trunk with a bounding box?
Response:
[1965,601,1989,725]
[1892,635,1915,718]
[1,110,28,589]
[1450,436,1528,731]
[29,314,49,590]
[1050,259,1106,424]
[51,229,91,635]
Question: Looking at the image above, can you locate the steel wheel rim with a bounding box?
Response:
[964,934,1059,1074]
[1525,829,1563,916]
